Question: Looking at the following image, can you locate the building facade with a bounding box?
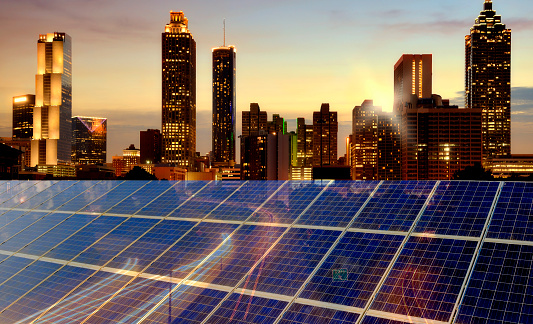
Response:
[31,32,72,167]
[466,0,511,160]
[313,103,338,166]
[140,129,162,164]
[212,46,236,167]
[71,116,107,165]
[394,54,432,112]
[13,95,35,140]
[242,103,267,137]
[162,11,196,170]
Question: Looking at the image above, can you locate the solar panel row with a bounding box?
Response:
[0,180,531,323]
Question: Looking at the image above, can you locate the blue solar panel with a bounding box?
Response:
[57,181,123,212]
[297,181,378,228]
[360,316,411,324]
[16,180,76,210]
[370,237,477,322]
[0,210,28,228]
[415,181,498,237]
[0,211,49,243]
[138,181,208,217]
[0,181,56,210]
[80,181,148,214]
[0,181,41,208]
[455,242,533,324]
[352,181,435,231]
[37,181,100,211]
[299,232,404,308]
[0,256,34,286]
[487,182,533,242]
[205,293,288,323]
[280,303,359,323]
[106,180,177,215]
[238,228,340,296]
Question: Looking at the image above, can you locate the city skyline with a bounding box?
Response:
[1,0,533,162]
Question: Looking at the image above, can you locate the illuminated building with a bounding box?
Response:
[123,144,140,172]
[140,129,162,164]
[466,0,511,160]
[350,100,401,180]
[485,154,533,178]
[71,116,107,165]
[240,132,267,180]
[313,103,338,166]
[267,114,287,135]
[12,95,35,139]
[162,11,196,170]
[212,45,236,167]
[394,54,432,112]
[296,118,313,167]
[31,32,72,168]
[241,103,267,137]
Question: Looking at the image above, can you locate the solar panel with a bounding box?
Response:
[0,180,532,324]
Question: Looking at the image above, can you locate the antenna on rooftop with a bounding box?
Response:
[223,19,226,46]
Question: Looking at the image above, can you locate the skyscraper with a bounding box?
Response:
[212,45,236,167]
[140,129,162,164]
[394,54,432,112]
[162,11,196,170]
[71,116,107,165]
[313,103,338,166]
[31,32,72,167]
[241,103,267,137]
[466,0,511,159]
[12,94,35,139]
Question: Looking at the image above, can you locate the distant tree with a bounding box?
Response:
[122,166,157,180]
[452,162,495,181]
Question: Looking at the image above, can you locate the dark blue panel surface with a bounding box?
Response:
[238,228,340,296]
[0,211,50,245]
[16,181,75,210]
[248,181,327,224]
[300,232,404,308]
[38,181,99,210]
[280,303,359,323]
[106,181,177,215]
[297,181,378,228]
[145,222,239,278]
[57,181,123,212]
[360,316,411,324]
[488,182,533,241]
[0,181,48,209]
[106,219,196,270]
[353,181,435,231]
[205,293,288,324]
[371,237,477,322]
[0,210,28,229]
[80,181,148,214]
[138,181,208,217]
[415,181,498,237]
[0,181,37,207]
[455,242,533,324]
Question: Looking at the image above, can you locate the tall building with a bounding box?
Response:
[313,103,338,166]
[140,129,162,164]
[242,103,267,137]
[466,0,511,159]
[162,11,196,170]
[31,32,72,167]
[12,94,35,139]
[394,54,432,112]
[71,116,107,165]
[267,114,287,135]
[296,118,313,167]
[212,45,236,167]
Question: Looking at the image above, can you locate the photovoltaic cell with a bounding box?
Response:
[79,181,148,214]
[299,232,404,308]
[238,228,340,296]
[105,180,177,215]
[297,181,378,228]
[57,181,123,212]
[37,181,99,210]
[16,180,75,210]
[360,316,411,324]
[0,181,41,209]
[0,256,34,286]
[455,242,533,324]
[487,182,533,242]
[415,181,498,237]
[0,210,28,229]
[279,303,359,323]
[370,237,477,322]
[352,181,435,232]
[0,211,50,244]
[205,293,288,324]
[138,181,207,217]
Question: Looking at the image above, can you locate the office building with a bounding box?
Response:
[140,129,162,164]
[267,114,287,135]
[394,54,432,112]
[240,132,267,180]
[71,116,107,165]
[466,0,511,159]
[162,11,196,170]
[212,45,236,167]
[242,103,267,137]
[31,32,72,167]
[12,94,35,139]
[313,103,338,166]
[485,154,533,178]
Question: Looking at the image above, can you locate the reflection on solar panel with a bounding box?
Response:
[0,180,532,323]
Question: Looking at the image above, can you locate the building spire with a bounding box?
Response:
[223,19,226,47]
[484,0,493,11]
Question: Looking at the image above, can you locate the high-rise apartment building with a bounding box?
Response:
[313,103,338,166]
[71,116,107,165]
[242,103,267,137]
[212,45,236,167]
[466,0,511,159]
[31,32,72,167]
[162,11,196,170]
[267,114,287,135]
[140,129,162,164]
[296,118,313,167]
[12,95,35,139]
[394,54,432,112]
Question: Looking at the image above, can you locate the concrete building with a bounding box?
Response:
[313,104,338,167]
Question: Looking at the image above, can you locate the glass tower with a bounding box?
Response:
[212,45,236,167]
[12,94,35,139]
[71,116,107,165]
[31,32,72,167]
[466,0,511,159]
[162,11,196,170]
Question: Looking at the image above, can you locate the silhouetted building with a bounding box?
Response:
[72,116,107,165]
[313,104,338,166]
[212,45,236,167]
[466,0,511,159]
[31,32,72,168]
[1,137,31,169]
[162,11,196,170]
[242,103,267,137]
[140,129,162,164]
[13,95,35,140]
[240,132,267,180]
[394,54,432,112]
[267,114,287,135]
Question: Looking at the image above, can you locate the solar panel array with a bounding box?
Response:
[0,180,531,323]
